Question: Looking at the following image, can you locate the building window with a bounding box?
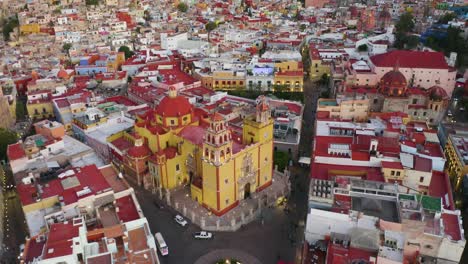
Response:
[225,199,229,205]
[423,112,426,116]
[239,81,243,85]
[413,112,417,116]
[419,176,424,183]
[170,119,175,125]
[373,99,378,104]
[412,98,417,104]
[225,178,228,184]
[176,164,180,171]
[396,171,400,176]
[391,170,395,176]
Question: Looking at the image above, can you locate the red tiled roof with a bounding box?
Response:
[441,213,462,241]
[370,50,449,69]
[115,195,140,223]
[23,236,46,263]
[158,147,178,159]
[178,126,205,146]
[103,95,137,106]
[43,222,80,259]
[429,171,454,210]
[128,145,151,158]
[7,142,26,160]
[17,165,112,206]
[381,161,403,170]
[110,137,133,152]
[414,156,432,172]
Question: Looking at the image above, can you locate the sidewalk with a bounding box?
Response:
[161,169,291,231]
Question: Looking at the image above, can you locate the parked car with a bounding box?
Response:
[174,215,188,227]
[194,231,213,239]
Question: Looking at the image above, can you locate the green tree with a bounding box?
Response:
[118,45,134,59]
[2,15,19,41]
[396,12,414,33]
[205,21,217,41]
[177,2,188,13]
[85,0,99,5]
[0,129,18,162]
[62,43,72,58]
[438,12,457,24]
[357,44,368,52]
[405,35,420,49]
[16,100,27,121]
[394,12,415,49]
[274,151,289,172]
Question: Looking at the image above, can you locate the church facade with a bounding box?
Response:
[111,86,274,216]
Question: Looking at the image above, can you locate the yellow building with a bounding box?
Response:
[308,45,334,81]
[445,134,468,191]
[381,161,405,184]
[310,58,330,81]
[107,52,126,72]
[20,23,41,35]
[211,71,245,90]
[117,87,274,216]
[273,60,304,91]
[27,91,54,120]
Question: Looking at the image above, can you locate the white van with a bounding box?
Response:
[155,232,168,256]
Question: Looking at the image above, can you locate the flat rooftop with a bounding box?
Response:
[351,197,400,223]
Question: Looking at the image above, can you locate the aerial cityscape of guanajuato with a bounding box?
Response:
[0,0,467,263]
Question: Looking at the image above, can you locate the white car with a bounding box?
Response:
[194,231,213,239]
[174,215,188,227]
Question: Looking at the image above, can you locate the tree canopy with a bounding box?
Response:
[438,13,457,24]
[62,43,72,52]
[395,12,414,33]
[177,2,188,13]
[118,46,134,60]
[274,151,289,172]
[357,44,368,52]
[2,15,19,41]
[425,27,468,67]
[205,21,217,32]
[85,0,99,5]
[394,12,419,49]
[0,129,18,162]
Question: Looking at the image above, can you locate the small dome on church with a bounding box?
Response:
[155,92,193,117]
[427,85,449,101]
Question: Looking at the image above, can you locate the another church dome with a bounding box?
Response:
[379,69,407,97]
[155,86,193,117]
[427,85,449,101]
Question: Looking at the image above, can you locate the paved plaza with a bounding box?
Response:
[161,169,291,231]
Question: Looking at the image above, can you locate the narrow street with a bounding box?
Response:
[0,166,28,264]
[299,79,322,158]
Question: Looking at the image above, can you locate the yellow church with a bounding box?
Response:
[113,86,274,216]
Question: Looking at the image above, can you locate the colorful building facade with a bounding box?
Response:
[111,87,274,215]
[445,134,468,192]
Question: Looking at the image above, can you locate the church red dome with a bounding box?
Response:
[379,69,407,96]
[427,85,449,101]
[155,94,193,117]
[381,70,407,86]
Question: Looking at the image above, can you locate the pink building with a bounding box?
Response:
[305,0,329,8]
[370,50,457,96]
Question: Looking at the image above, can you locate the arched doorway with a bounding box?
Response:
[244,183,251,199]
